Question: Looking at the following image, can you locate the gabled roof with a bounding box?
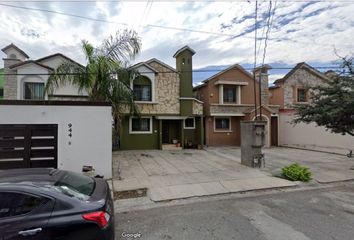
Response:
[193,63,254,91]
[146,58,177,73]
[129,62,158,73]
[9,60,54,71]
[274,62,329,85]
[173,45,196,58]
[1,43,29,58]
[36,53,84,68]
[202,64,254,83]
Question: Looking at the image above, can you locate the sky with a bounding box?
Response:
[0,0,354,85]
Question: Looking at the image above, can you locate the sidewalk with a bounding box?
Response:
[112,149,297,203]
[206,146,354,184]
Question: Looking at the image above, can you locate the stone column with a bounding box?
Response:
[3,58,21,99]
[254,65,271,106]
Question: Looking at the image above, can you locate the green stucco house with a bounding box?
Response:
[120,46,204,150]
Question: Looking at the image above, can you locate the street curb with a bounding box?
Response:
[114,180,354,213]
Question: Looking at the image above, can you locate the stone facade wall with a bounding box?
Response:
[284,69,324,108]
[3,59,21,99]
[192,100,203,115]
[136,61,180,115]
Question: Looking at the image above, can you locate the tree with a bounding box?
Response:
[293,57,354,137]
[46,29,142,134]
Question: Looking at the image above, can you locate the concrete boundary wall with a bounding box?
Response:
[279,112,353,155]
[0,101,112,178]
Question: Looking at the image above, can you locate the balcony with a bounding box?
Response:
[209,104,280,116]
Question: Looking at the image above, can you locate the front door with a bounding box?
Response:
[271,116,278,146]
[162,122,169,144]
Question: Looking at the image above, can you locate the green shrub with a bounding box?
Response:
[282,163,312,182]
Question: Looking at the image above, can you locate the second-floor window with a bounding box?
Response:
[24,82,44,100]
[223,86,237,103]
[297,88,307,102]
[133,76,152,102]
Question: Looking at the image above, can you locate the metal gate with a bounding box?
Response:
[0,124,58,169]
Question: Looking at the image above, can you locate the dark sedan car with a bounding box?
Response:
[0,168,114,240]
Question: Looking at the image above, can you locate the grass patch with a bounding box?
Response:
[282,163,312,182]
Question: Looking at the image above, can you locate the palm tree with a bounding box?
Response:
[46,30,142,136]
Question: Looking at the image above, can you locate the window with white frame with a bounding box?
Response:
[184,117,195,129]
[24,82,44,100]
[130,117,152,134]
[133,76,152,102]
[214,117,231,131]
[223,86,237,103]
[219,84,241,104]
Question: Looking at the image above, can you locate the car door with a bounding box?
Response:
[0,191,55,240]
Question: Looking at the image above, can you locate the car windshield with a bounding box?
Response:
[54,171,95,201]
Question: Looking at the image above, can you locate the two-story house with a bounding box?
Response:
[1,43,88,100]
[269,62,352,154]
[119,46,204,150]
[194,64,280,147]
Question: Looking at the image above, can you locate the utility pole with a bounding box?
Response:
[253,0,258,120]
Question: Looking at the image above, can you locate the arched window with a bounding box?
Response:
[133,76,152,101]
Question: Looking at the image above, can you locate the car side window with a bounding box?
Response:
[0,192,44,218]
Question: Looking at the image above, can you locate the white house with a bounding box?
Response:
[2,43,88,100]
[0,44,112,178]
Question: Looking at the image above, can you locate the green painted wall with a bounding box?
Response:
[183,117,203,147]
[120,116,159,150]
[176,50,193,98]
[120,116,203,150]
[180,100,193,116]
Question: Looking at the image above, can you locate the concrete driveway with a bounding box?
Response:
[112,149,296,203]
[206,147,354,183]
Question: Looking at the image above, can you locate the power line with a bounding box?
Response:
[1,2,351,46]
[253,0,259,119]
[0,3,238,37]
[261,0,276,66]
[0,66,343,76]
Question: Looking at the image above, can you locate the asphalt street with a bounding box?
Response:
[116,183,354,240]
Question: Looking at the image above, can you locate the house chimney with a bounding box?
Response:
[1,43,28,99]
[254,65,271,105]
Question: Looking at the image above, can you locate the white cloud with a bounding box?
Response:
[0,0,353,75]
